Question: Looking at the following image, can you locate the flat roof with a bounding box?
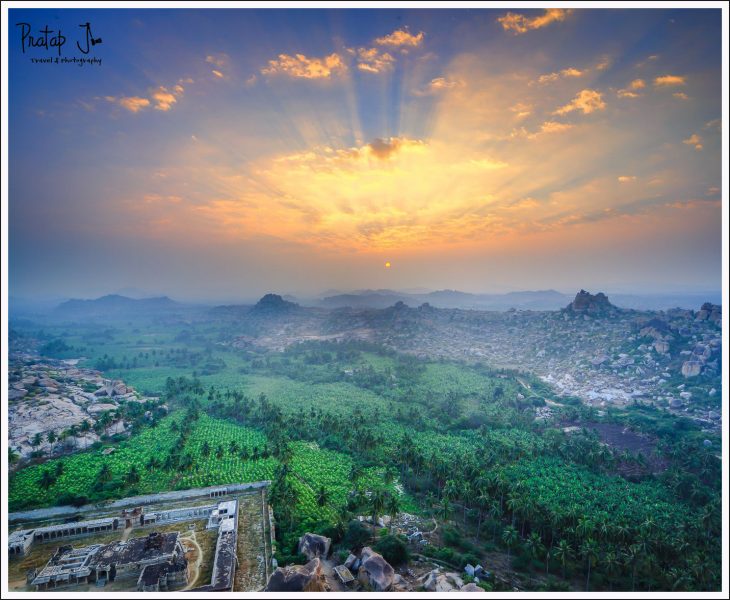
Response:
[90,533,179,569]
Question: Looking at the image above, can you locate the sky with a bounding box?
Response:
[8,7,723,301]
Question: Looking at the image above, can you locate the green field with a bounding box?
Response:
[8,318,722,591]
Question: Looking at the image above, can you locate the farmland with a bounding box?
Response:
[7,306,723,592]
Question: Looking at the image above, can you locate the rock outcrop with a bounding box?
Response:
[264,558,324,592]
[681,360,702,378]
[298,533,331,561]
[460,582,486,592]
[565,290,617,315]
[696,302,721,324]
[251,293,299,314]
[357,547,394,592]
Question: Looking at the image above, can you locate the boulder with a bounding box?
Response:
[113,383,129,396]
[391,574,410,592]
[653,340,670,354]
[344,553,360,572]
[422,570,455,592]
[445,572,464,588]
[298,533,331,560]
[264,558,324,592]
[460,582,486,592]
[681,361,702,378]
[358,547,394,592]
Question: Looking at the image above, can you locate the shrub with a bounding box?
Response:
[342,520,370,550]
[374,535,410,566]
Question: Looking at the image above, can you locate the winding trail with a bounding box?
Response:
[180,530,202,591]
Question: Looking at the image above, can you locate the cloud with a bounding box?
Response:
[629,79,646,90]
[538,121,574,135]
[594,55,612,71]
[683,133,702,151]
[151,84,184,111]
[618,176,637,183]
[108,96,151,113]
[509,102,532,120]
[413,77,464,96]
[617,89,640,99]
[635,54,659,68]
[654,74,685,87]
[553,89,606,115]
[245,74,258,87]
[536,67,586,84]
[351,47,395,73]
[673,92,689,100]
[375,28,425,47]
[510,121,574,140]
[497,9,572,34]
[205,54,229,68]
[261,52,347,79]
[704,119,721,131]
[206,54,231,79]
[104,80,186,113]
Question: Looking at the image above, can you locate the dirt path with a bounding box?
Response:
[120,526,133,542]
[181,530,202,590]
[321,558,347,591]
[516,377,563,407]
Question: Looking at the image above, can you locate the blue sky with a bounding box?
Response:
[8,8,723,300]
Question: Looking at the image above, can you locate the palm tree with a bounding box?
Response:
[437,497,451,522]
[554,539,572,579]
[370,489,386,528]
[580,538,599,591]
[97,463,112,483]
[126,466,141,485]
[623,544,640,591]
[386,493,400,533]
[475,490,490,541]
[201,441,211,457]
[603,549,620,591]
[502,525,519,559]
[215,445,224,459]
[46,430,57,457]
[316,485,329,507]
[40,470,56,490]
[9,447,20,465]
[31,432,43,453]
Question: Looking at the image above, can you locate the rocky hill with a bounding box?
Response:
[564,290,619,315]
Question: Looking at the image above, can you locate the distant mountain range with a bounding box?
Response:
[7,287,722,322]
[313,288,722,311]
[54,294,182,318]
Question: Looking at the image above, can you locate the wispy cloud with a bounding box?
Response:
[349,47,395,73]
[107,96,150,113]
[654,74,685,87]
[498,9,572,34]
[683,133,703,150]
[375,28,425,47]
[413,77,464,96]
[553,89,606,115]
[536,67,586,84]
[261,52,347,79]
[151,85,184,111]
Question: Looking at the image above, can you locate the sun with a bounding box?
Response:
[385,261,391,268]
